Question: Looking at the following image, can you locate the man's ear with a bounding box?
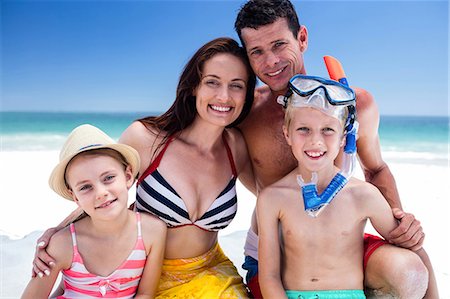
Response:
[283,125,292,146]
[298,25,308,53]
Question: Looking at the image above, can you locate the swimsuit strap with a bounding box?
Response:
[138,136,174,185]
[68,223,82,263]
[69,223,77,246]
[135,212,142,238]
[222,133,237,177]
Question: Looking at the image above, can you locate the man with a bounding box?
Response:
[234,0,438,298]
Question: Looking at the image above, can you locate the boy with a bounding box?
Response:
[257,75,420,299]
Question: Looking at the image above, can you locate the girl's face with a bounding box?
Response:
[283,107,344,173]
[194,53,248,128]
[66,154,134,220]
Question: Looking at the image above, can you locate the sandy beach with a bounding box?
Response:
[1,150,449,298]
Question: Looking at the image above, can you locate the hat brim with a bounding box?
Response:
[49,143,140,201]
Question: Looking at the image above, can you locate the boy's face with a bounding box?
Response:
[241,18,308,94]
[283,107,344,173]
[66,154,133,219]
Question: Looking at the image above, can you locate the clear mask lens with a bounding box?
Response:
[290,75,355,105]
[289,88,347,121]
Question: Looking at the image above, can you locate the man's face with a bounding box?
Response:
[241,18,307,95]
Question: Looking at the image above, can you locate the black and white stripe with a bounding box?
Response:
[136,169,238,231]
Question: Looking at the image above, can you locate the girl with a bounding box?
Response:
[22,124,166,299]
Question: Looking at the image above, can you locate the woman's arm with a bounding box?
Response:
[32,207,84,277]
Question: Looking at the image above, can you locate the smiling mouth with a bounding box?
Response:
[267,66,287,77]
[95,199,117,209]
[305,151,325,158]
[209,105,232,112]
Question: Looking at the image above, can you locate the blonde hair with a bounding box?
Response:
[283,99,349,133]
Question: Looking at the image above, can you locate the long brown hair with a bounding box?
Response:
[139,37,256,157]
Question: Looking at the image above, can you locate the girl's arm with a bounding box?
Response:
[134,214,167,298]
[22,228,72,298]
[257,188,288,299]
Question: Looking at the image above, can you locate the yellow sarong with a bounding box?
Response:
[156,242,250,299]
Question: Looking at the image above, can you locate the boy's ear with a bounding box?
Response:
[125,165,134,189]
[340,134,346,148]
[283,125,292,146]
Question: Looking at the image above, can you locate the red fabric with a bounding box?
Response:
[137,136,174,185]
[247,274,263,299]
[222,134,237,177]
[363,233,388,270]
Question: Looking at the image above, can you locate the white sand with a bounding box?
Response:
[1,151,449,298]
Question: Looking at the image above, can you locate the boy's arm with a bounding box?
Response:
[32,207,84,277]
[362,182,398,239]
[257,188,288,299]
[22,228,72,298]
[355,88,424,250]
[135,214,167,298]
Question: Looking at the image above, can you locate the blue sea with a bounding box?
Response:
[1,112,448,165]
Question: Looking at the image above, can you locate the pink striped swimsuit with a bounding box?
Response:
[58,212,147,299]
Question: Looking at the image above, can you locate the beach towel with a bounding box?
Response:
[156,242,250,299]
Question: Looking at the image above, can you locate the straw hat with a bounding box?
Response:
[49,124,140,200]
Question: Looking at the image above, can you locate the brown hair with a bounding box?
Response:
[138,37,256,159]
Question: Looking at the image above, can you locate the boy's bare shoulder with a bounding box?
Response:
[346,177,383,200]
[259,172,297,202]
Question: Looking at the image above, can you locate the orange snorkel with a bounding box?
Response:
[323,55,357,152]
[323,55,349,87]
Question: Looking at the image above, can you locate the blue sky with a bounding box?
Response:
[2,0,448,116]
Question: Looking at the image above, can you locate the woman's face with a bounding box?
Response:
[194,53,248,128]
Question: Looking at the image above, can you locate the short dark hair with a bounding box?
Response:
[235,0,300,48]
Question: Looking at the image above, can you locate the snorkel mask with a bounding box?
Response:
[277,56,358,217]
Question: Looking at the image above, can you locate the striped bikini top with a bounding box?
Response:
[58,212,146,299]
[135,134,238,232]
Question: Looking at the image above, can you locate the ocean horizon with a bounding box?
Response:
[1,111,448,165]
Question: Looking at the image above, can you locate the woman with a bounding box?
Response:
[120,37,256,298]
[34,37,256,298]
